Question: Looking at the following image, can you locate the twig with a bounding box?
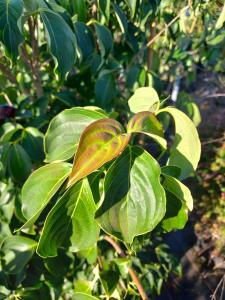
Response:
[28,17,43,98]
[103,235,149,300]
[146,5,189,48]
[205,94,225,98]
[211,275,225,300]
[0,63,17,84]
[202,136,225,145]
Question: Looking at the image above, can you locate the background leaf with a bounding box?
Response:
[0,0,24,60]
[40,7,77,78]
[1,236,36,274]
[94,23,113,58]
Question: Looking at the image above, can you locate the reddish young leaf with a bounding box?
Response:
[67,118,130,187]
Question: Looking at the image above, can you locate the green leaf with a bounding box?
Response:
[98,0,110,24]
[21,127,45,163]
[216,2,225,30]
[23,0,39,11]
[1,236,36,274]
[100,270,119,296]
[0,122,23,143]
[40,7,77,78]
[157,107,201,179]
[67,118,130,188]
[113,3,128,34]
[74,22,95,63]
[0,0,24,60]
[95,72,117,109]
[128,87,160,113]
[96,146,166,243]
[37,179,99,257]
[73,293,99,300]
[44,107,106,163]
[71,0,87,22]
[161,165,181,178]
[162,174,193,211]
[127,111,167,149]
[161,191,188,232]
[8,144,32,183]
[125,0,137,18]
[94,23,113,58]
[19,162,72,232]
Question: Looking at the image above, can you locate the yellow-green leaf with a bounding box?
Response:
[157,107,201,179]
[67,118,130,187]
[128,87,160,113]
[127,111,167,149]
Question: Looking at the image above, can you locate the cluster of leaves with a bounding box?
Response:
[0,0,223,298]
[0,86,201,298]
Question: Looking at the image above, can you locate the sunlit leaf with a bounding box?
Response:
[157,107,201,179]
[162,174,193,211]
[19,162,72,232]
[37,179,99,257]
[216,2,225,29]
[67,118,130,188]
[96,146,166,243]
[1,236,36,274]
[44,107,106,162]
[127,111,167,148]
[128,87,160,113]
[161,191,188,232]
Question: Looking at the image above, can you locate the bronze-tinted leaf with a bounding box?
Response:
[67,118,130,187]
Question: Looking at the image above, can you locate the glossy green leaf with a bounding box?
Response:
[95,71,117,109]
[0,0,24,60]
[0,123,23,143]
[8,144,32,183]
[162,174,193,211]
[161,191,188,232]
[1,236,36,274]
[125,0,137,18]
[71,0,87,22]
[21,127,44,163]
[23,0,38,11]
[127,111,167,149]
[40,7,77,78]
[113,3,128,34]
[19,162,72,232]
[94,23,113,58]
[73,293,99,300]
[100,270,119,296]
[67,118,130,188]
[128,87,160,113]
[161,165,181,178]
[37,179,99,257]
[44,107,106,162]
[157,107,201,179]
[216,2,225,29]
[74,22,95,63]
[98,0,110,24]
[96,146,166,243]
